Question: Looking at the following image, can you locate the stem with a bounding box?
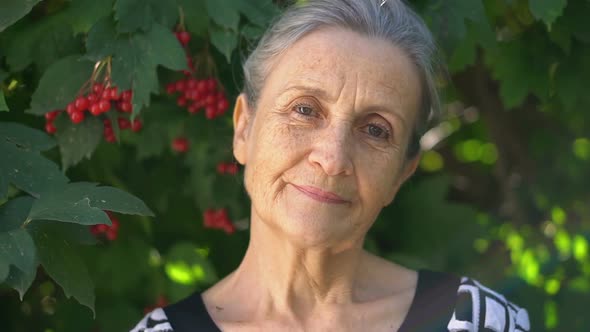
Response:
[178,6,185,30]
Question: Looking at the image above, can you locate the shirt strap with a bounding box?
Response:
[163,291,221,332]
[398,269,461,332]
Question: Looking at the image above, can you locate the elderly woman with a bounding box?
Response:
[133,0,530,331]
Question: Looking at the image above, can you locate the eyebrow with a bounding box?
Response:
[279,84,335,102]
[279,84,408,129]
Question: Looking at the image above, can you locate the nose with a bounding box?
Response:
[307,125,354,176]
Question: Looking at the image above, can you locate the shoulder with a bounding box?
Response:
[449,276,531,332]
[129,308,174,332]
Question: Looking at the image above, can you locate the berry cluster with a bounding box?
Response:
[171,136,190,153]
[203,208,235,234]
[166,77,230,119]
[90,211,120,241]
[143,295,169,314]
[216,162,239,175]
[44,83,142,141]
[166,29,230,119]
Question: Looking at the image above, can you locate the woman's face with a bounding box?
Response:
[233,27,422,248]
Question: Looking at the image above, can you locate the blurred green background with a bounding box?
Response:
[1,0,589,331]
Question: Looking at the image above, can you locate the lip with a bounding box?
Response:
[291,184,349,204]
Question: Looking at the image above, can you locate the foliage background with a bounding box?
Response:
[1,0,589,331]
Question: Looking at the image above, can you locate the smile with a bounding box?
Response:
[291,184,350,204]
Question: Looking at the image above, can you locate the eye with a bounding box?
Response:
[293,103,317,117]
[364,123,391,140]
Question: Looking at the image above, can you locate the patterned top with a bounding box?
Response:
[130,273,530,332]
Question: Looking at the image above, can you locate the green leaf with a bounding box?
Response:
[4,265,36,300]
[33,24,84,72]
[28,182,153,226]
[206,0,240,31]
[485,37,551,108]
[0,196,34,232]
[0,228,36,279]
[28,55,94,115]
[240,24,265,40]
[0,141,68,198]
[0,259,8,283]
[555,48,590,113]
[0,91,8,112]
[177,0,209,36]
[95,237,152,294]
[0,122,57,151]
[237,0,279,28]
[31,224,95,314]
[448,20,495,73]
[425,0,487,55]
[114,0,178,33]
[529,0,567,30]
[110,23,187,116]
[0,0,42,33]
[210,28,238,63]
[149,24,189,71]
[85,17,118,61]
[54,116,103,170]
[59,0,115,34]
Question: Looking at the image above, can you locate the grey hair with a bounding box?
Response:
[242,0,442,158]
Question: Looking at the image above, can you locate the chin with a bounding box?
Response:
[274,199,357,248]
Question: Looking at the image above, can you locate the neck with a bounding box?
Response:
[223,209,370,322]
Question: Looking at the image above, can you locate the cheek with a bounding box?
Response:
[357,153,403,206]
[243,121,306,195]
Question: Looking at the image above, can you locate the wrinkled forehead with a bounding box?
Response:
[259,27,422,121]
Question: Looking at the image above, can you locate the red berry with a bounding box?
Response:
[103,118,112,127]
[225,163,239,175]
[187,78,198,89]
[196,80,207,93]
[121,90,133,102]
[205,106,216,119]
[45,122,57,134]
[66,103,77,115]
[110,218,120,231]
[90,103,102,116]
[74,97,88,111]
[119,101,132,113]
[223,223,236,235]
[166,83,176,94]
[175,80,186,92]
[87,93,98,103]
[98,99,111,113]
[177,31,191,46]
[118,117,131,129]
[109,87,119,100]
[217,163,227,174]
[177,96,187,107]
[105,134,116,143]
[45,110,59,121]
[217,99,229,112]
[104,126,114,137]
[70,111,84,124]
[131,120,142,132]
[205,78,216,92]
[105,228,117,241]
[92,83,104,94]
[96,224,108,233]
[204,94,216,106]
[188,104,199,114]
[90,225,100,235]
[171,137,189,153]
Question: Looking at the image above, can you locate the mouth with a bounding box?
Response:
[291,184,350,204]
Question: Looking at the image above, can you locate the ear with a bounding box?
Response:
[233,93,252,165]
[384,153,421,206]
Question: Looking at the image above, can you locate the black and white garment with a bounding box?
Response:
[130,270,530,332]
